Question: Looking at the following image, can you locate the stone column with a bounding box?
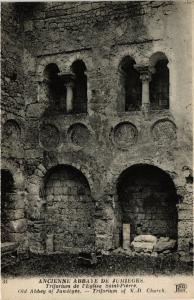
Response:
[123,223,131,249]
[135,65,152,113]
[58,72,75,113]
[66,81,74,113]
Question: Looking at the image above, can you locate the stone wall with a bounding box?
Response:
[1,2,193,260]
[117,165,178,242]
[1,3,27,252]
[44,165,95,253]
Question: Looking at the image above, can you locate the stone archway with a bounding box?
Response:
[43,165,95,253]
[116,164,178,247]
[1,170,15,242]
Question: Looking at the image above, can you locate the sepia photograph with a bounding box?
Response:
[1,0,193,299]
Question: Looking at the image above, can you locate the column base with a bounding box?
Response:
[142,103,150,112]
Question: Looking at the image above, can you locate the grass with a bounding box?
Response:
[2,253,193,277]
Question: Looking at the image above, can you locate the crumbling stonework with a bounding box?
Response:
[1,1,193,264]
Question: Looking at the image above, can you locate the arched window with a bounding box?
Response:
[43,63,66,112]
[119,56,142,111]
[71,60,87,113]
[150,53,169,109]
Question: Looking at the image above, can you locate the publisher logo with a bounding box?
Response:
[175,283,187,293]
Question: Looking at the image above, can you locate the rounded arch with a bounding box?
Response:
[63,53,91,73]
[42,62,66,113]
[71,59,88,113]
[1,159,25,190]
[34,161,94,198]
[114,49,143,72]
[105,159,180,196]
[44,164,91,194]
[117,163,176,191]
[118,55,142,112]
[149,52,169,110]
[1,169,15,242]
[116,164,178,243]
[118,55,137,73]
[42,164,95,253]
[149,51,169,67]
[43,63,60,81]
[36,56,62,81]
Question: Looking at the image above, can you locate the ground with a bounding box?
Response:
[2,253,193,278]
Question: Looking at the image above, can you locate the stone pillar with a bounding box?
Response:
[123,223,131,249]
[135,65,152,113]
[66,81,74,113]
[46,234,54,253]
[58,72,75,114]
[85,70,90,102]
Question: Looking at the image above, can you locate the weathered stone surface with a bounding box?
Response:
[6,209,24,220]
[131,241,155,253]
[154,239,176,253]
[134,235,157,243]
[113,122,138,148]
[1,2,193,260]
[7,219,27,233]
[46,234,54,253]
[39,123,60,149]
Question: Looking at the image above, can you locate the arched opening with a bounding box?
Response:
[150,53,169,109]
[43,63,66,112]
[119,56,142,111]
[1,170,14,242]
[117,164,178,246]
[71,60,87,113]
[43,165,95,253]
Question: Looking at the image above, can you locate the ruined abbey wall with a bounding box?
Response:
[1,2,193,261]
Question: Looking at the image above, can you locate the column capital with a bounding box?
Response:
[134,64,153,81]
[58,71,75,85]
[36,78,50,84]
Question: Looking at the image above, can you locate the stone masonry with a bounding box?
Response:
[1,2,193,263]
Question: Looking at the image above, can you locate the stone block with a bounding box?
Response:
[131,241,155,253]
[96,234,113,251]
[182,193,193,205]
[27,183,39,195]
[159,237,170,242]
[31,232,44,242]
[24,20,33,32]
[7,219,27,233]
[29,241,45,254]
[178,221,193,237]
[8,233,24,242]
[6,209,24,220]
[46,234,54,253]
[178,209,193,221]
[154,239,176,253]
[134,235,157,243]
[123,223,131,249]
[178,237,191,252]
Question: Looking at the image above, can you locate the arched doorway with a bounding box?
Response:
[1,169,14,242]
[117,164,178,246]
[43,165,95,253]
